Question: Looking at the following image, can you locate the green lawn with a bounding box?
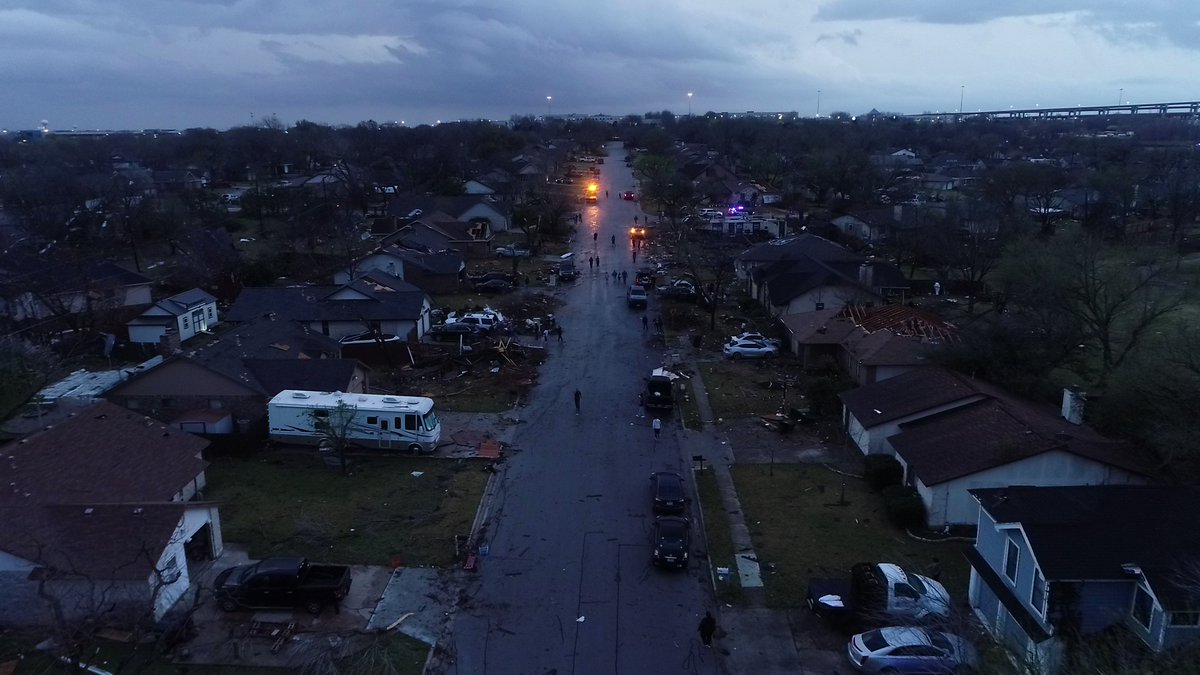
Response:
[699,360,791,420]
[731,464,969,608]
[206,452,490,566]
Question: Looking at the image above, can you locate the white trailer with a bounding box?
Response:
[268,390,441,454]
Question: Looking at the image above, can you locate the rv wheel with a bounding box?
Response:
[408,443,423,455]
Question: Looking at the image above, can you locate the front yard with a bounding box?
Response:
[206,451,491,566]
[730,464,969,608]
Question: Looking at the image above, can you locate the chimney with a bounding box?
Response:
[158,328,181,357]
[1061,388,1086,425]
[858,262,874,287]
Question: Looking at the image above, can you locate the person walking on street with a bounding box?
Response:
[595,254,600,267]
[588,256,594,270]
[542,328,549,342]
[556,325,564,342]
[652,417,662,439]
[632,250,637,263]
[698,611,716,647]
[611,234,616,247]
[622,270,627,283]
[574,389,581,414]
[641,315,648,332]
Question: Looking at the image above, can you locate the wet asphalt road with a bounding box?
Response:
[445,143,721,674]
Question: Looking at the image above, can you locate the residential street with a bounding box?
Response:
[441,144,722,674]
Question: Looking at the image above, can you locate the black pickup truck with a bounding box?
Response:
[214,556,352,615]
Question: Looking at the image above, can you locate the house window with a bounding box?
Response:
[182,317,189,329]
[1132,585,1154,629]
[1170,612,1200,627]
[207,306,214,319]
[1004,538,1020,583]
[1030,569,1046,616]
[162,554,181,583]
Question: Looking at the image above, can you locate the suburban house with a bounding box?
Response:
[967,485,1200,673]
[225,274,432,341]
[152,169,207,193]
[782,304,953,384]
[106,319,366,435]
[831,206,928,245]
[126,288,219,347]
[0,257,153,323]
[0,401,221,625]
[735,235,909,317]
[334,245,465,294]
[388,195,511,232]
[380,215,495,258]
[842,372,1149,527]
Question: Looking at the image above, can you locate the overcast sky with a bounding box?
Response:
[3,0,1199,131]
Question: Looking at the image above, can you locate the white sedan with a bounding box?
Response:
[728,332,781,347]
[723,339,779,359]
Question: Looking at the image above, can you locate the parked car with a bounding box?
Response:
[847,626,977,673]
[627,285,648,309]
[468,271,518,285]
[651,516,691,569]
[723,339,778,359]
[495,245,532,258]
[658,279,696,299]
[214,556,352,615]
[650,471,687,514]
[429,322,482,342]
[446,309,507,334]
[474,278,513,293]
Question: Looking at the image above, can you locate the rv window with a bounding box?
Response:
[313,410,329,419]
[394,417,403,429]
[366,416,378,425]
[380,419,388,430]
[404,414,419,431]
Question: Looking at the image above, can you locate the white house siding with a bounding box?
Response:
[458,204,508,231]
[778,287,872,317]
[152,506,223,620]
[846,415,872,453]
[915,451,1148,527]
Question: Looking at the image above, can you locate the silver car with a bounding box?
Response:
[847,626,977,673]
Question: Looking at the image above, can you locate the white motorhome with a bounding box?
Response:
[268,390,441,454]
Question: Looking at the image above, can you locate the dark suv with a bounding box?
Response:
[650,471,687,514]
[652,516,691,569]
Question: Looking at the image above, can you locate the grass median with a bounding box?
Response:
[695,467,743,605]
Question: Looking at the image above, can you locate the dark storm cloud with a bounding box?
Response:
[816,29,862,46]
[814,0,1200,50]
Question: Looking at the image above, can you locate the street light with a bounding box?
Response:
[546,95,552,118]
[687,92,693,116]
[816,89,821,118]
[959,85,964,114]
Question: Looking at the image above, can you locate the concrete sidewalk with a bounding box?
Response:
[683,360,846,674]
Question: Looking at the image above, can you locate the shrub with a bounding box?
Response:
[863,454,903,491]
[882,485,926,529]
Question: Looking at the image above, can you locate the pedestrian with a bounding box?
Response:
[588,256,594,269]
[595,254,600,267]
[642,315,648,332]
[593,232,598,243]
[542,328,549,342]
[574,389,581,414]
[638,391,645,406]
[612,270,618,282]
[605,190,609,198]
[654,316,663,332]
[556,325,564,342]
[611,234,616,247]
[652,417,662,439]
[622,271,628,283]
[632,250,637,263]
[698,611,716,647]
[634,215,639,224]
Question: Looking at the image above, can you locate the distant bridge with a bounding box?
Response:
[907,100,1200,121]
